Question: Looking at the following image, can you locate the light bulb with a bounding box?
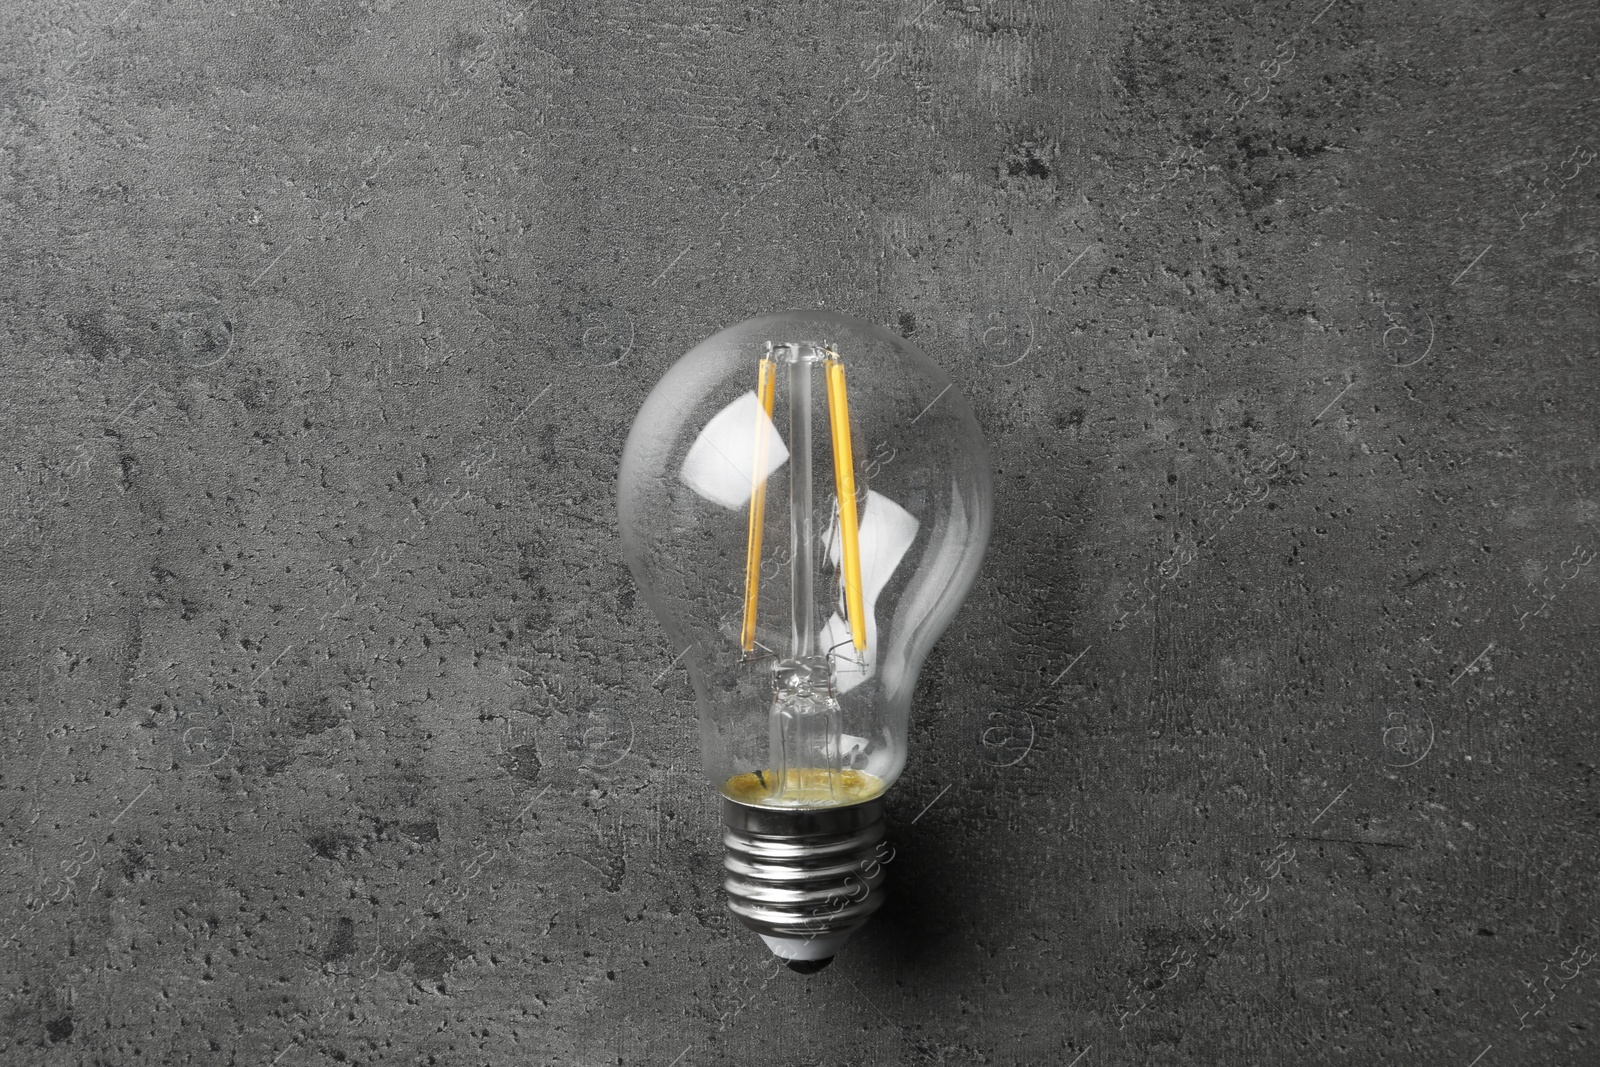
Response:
[618,311,992,970]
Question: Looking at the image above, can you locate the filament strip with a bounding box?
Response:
[740,355,778,652]
[825,357,867,651]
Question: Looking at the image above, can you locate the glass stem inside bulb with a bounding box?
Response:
[767,686,843,804]
[757,348,843,806]
[787,352,817,660]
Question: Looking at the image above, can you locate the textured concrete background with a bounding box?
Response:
[2,0,1597,1064]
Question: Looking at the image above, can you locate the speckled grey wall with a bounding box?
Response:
[3,0,1597,1064]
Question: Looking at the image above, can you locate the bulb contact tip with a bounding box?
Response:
[785,956,835,975]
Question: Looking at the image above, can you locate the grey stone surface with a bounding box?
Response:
[2,0,1597,1064]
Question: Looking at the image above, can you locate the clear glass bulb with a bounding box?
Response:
[618,311,992,966]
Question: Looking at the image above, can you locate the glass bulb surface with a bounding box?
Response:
[619,311,992,810]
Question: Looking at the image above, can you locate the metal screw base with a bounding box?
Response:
[721,795,887,964]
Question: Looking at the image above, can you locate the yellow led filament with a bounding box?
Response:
[738,346,868,656]
[739,354,778,653]
[824,354,867,652]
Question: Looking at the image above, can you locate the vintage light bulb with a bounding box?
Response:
[618,311,992,970]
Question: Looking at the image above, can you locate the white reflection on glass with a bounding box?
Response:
[822,489,920,694]
[879,479,970,703]
[679,391,790,510]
